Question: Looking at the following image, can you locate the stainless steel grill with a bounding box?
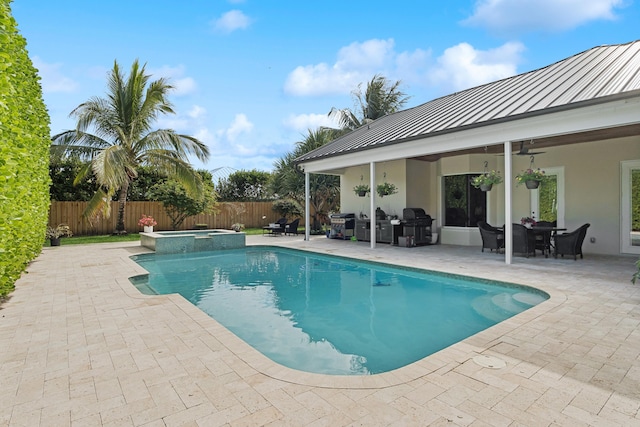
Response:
[402,208,433,246]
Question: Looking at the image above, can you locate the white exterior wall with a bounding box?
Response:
[339,135,640,255]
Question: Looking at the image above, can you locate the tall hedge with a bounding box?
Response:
[0,0,51,298]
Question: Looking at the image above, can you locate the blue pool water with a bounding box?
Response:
[130,247,548,375]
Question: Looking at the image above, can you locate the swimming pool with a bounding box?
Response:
[130,247,548,375]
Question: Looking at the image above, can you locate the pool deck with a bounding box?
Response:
[1,235,639,426]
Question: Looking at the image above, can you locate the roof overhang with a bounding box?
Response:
[299,96,640,174]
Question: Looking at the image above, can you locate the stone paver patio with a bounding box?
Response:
[1,235,639,426]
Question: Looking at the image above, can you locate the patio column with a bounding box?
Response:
[504,141,513,264]
[370,161,376,249]
[304,171,310,241]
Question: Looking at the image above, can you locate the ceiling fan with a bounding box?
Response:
[515,140,545,156]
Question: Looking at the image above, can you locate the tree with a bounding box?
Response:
[216,169,274,201]
[271,128,341,230]
[148,170,217,230]
[51,59,209,233]
[329,74,410,131]
[49,157,99,201]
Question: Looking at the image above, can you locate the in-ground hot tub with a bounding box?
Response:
[140,229,245,254]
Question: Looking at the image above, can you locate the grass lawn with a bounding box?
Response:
[44,228,267,246]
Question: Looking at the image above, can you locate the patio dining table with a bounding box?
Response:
[530,226,567,258]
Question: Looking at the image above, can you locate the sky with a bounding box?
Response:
[11,0,640,173]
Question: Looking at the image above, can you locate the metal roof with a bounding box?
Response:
[296,40,640,163]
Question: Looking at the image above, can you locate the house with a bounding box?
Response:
[296,40,640,263]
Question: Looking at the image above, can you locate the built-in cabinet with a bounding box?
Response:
[355,220,403,244]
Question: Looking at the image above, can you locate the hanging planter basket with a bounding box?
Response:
[525,180,540,190]
[471,162,502,192]
[353,184,370,197]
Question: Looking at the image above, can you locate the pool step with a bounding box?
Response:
[472,292,532,322]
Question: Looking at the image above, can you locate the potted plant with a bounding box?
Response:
[138,215,157,232]
[353,184,370,197]
[471,170,503,191]
[46,224,73,246]
[520,216,537,228]
[231,223,245,232]
[516,168,547,189]
[376,182,398,198]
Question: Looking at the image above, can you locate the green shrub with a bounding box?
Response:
[0,0,51,298]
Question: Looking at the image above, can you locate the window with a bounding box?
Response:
[444,175,486,227]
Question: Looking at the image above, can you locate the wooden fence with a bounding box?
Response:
[48,201,302,235]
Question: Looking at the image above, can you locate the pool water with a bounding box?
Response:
[131,247,548,375]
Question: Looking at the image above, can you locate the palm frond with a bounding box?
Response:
[82,188,112,222]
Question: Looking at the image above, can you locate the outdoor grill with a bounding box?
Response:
[402,208,433,246]
[329,213,355,239]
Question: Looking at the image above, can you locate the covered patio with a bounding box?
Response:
[1,236,639,425]
[297,40,640,264]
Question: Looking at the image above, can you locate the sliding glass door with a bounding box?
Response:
[621,160,640,254]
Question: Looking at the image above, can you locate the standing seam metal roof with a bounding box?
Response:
[296,40,640,163]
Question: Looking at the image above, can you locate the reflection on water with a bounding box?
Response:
[131,248,548,375]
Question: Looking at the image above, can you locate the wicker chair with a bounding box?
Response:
[554,223,590,260]
[478,221,504,253]
[512,223,536,258]
[284,218,300,236]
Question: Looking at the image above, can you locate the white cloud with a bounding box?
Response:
[284,39,398,96]
[188,105,206,119]
[149,64,197,96]
[32,56,78,93]
[463,0,625,33]
[212,10,252,33]
[283,113,338,132]
[428,42,524,92]
[226,114,254,142]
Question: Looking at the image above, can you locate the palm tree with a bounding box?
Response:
[271,128,341,230]
[329,74,410,131]
[52,59,210,233]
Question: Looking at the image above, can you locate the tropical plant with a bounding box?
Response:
[271,128,341,230]
[45,224,73,239]
[516,168,547,185]
[471,170,503,188]
[272,198,302,219]
[376,182,398,197]
[353,184,370,196]
[329,74,410,130]
[51,59,210,234]
[148,170,217,230]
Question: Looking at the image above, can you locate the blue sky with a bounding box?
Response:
[12,0,640,173]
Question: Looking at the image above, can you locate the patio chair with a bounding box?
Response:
[554,223,590,260]
[478,221,504,253]
[284,218,300,236]
[512,223,536,258]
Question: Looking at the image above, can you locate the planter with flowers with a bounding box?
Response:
[471,170,503,192]
[138,215,157,233]
[516,168,547,189]
[521,216,537,228]
[353,184,370,197]
[46,224,73,246]
[376,182,398,198]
